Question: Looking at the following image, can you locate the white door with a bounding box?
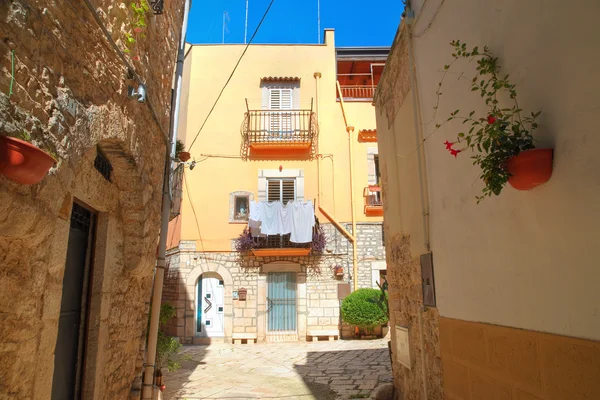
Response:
[196,274,224,337]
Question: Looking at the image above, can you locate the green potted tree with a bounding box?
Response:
[436,40,553,202]
[341,288,389,339]
[0,131,57,185]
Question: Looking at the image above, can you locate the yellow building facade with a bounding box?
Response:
[165,30,389,344]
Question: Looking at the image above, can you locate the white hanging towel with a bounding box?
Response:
[249,201,263,236]
[279,200,293,235]
[290,200,315,243]
[260,201,283,235]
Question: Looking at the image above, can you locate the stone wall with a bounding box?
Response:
[0,0,184,399]
[164,220,386,343]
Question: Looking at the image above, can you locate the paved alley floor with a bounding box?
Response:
[162,338,392,400]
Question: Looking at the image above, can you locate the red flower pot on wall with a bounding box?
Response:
[507,148,553,190]
[178,151,191,162]
[0,136,56,185]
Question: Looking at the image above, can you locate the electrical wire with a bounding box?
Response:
[187,0,277,152]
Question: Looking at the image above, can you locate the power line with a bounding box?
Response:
[188,0,277,152]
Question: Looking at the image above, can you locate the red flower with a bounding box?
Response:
[444,140,454,150]
[487,115,497,124]
[450,149,462,158]
[132,55,141,61]
[134,27,143,33]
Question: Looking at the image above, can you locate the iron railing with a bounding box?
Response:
[338,85,376,100]
[169,164,184,220]
[364,186,383,208]
[253,233,311,249]
[243,109,316,145]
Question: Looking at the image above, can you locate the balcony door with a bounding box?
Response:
[268,88,293,139]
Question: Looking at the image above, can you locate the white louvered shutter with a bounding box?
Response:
[267,178,296,202]
[269,88,293,137]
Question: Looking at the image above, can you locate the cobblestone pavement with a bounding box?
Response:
[162,338,392,400]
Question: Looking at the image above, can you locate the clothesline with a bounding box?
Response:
[249,200,315,243]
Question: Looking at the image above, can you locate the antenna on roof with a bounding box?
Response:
[244,0,249,44]
[222,11,230,44]
[317,0,321,43]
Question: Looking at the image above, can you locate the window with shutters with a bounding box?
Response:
[267,178,296,203]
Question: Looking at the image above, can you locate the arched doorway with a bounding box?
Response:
[196,272,225,337]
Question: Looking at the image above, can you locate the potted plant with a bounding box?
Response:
[152,302,189,390]
[175,139,190,162]
[341,288,389,339]
[0,132,57,185]
[234,227,256,254]
[436,40,553,202]
[311,224,326,254]
[333,265,344,277]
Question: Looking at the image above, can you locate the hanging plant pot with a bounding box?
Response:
[178,151,191,162]
[334,267,344,277]
[0,136,56,185]
[507,148,553,190]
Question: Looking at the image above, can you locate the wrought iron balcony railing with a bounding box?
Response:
[169,164,183,220]
[253,233,311,249]
[338,85,376,101]
[364,185,383,216]
[241,101,318,160]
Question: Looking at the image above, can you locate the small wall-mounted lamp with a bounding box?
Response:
[128,84,147,103]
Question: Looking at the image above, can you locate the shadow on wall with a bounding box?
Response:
[294,348,393,399]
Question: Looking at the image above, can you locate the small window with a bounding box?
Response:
[218,306,224,312]
[205,320,211,326]
[218,280,224,286]
[233,195,249,222]
[206,293,211,299]
[94,149,112,182]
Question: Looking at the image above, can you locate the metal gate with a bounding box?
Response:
[267,272,297,333]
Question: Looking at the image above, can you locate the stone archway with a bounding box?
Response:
[186,263,234,341]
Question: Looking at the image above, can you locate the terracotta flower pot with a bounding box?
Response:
[507,148,553,190]
[178,151,191,162]
[0,136,56,185]
[334,267,344,276]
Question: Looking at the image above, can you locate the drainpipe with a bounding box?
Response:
[142,0,191,398]
[335,80,360,291]
[313,74,357,245]
[347,125,359,291]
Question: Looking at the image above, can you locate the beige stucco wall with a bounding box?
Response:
[377,0,600,370]
[170,30,383,251]
[406,0,600,341]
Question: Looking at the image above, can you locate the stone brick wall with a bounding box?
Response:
[0,1,184,399]
[164,221,386,343]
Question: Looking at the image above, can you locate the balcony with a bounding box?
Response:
[169,164,183,220]
[364,185,383,216]
[338,85,377,101]
[241,104,317,160]
[250,233,312,257]
[358,129,377,143]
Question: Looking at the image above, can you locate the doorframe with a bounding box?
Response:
[194,272,225,338]
[257,262,306,342]
[52,200,98,400]
[185,263,233,341]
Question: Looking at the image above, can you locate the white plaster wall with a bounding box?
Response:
[409,0,600,340]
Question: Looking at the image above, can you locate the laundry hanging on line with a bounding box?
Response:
[249,200,315,243]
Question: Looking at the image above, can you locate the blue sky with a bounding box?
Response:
[186,0,404,47]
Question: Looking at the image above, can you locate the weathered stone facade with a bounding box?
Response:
[0,0,184,399]
[163,221,386,343]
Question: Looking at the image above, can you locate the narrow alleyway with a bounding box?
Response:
[163,338,392,399]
